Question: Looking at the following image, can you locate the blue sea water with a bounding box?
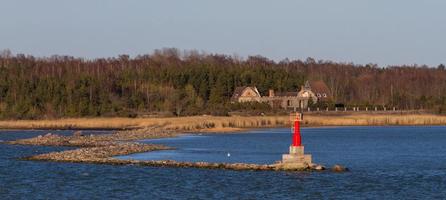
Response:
[1,127,446,199]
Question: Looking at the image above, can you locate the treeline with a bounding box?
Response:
[0,49,445,119]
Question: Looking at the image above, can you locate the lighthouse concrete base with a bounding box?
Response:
[278,146,312,170]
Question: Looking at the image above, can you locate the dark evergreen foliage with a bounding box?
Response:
[0,49,445,119]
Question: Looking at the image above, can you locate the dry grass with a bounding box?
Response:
[0,114,446,131]
[0,116,289,131]
[303,114,446,126]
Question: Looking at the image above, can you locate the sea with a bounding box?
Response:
[1,127,446,199]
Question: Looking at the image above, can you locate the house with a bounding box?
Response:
[305,80,331,103]
[231,86,262,103]
[231,81,331,110]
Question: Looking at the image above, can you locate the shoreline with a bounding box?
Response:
[2,124,446,132]
[1,113,446,131]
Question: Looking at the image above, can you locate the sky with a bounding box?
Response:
[0,0,445,66]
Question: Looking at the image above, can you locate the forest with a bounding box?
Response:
[0,48,445,119]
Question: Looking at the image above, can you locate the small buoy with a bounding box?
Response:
[227,153,231,157]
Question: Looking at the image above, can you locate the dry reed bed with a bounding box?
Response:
[0,114,445,131]
[0,116,290,130]
[304,114,446,126]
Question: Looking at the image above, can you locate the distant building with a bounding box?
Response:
[231,81,331,110]
[304,80,332,103]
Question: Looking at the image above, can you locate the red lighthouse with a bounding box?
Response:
[280,112,312,169]
[292,113,302,147]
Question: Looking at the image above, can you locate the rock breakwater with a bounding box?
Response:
[6,127,346,172]
[7,126,177,147]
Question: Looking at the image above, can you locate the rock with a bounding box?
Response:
[314,165,325,171]
[331,164,348,172]
[37,135,43,139]
[44,133,53,137]
[274,160,282,165]
[73,131,84,137]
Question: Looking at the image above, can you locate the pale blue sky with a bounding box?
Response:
[0,0,445,66]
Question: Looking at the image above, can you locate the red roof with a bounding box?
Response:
[309,80,331,99]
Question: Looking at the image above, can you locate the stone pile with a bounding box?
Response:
[27,142,172,163]
[26,154,332,172]
[7,126,178,147]
[331,164,349,172]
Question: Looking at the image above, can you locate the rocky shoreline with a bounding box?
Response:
[7,126,178,147]
[6,127,347,172]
